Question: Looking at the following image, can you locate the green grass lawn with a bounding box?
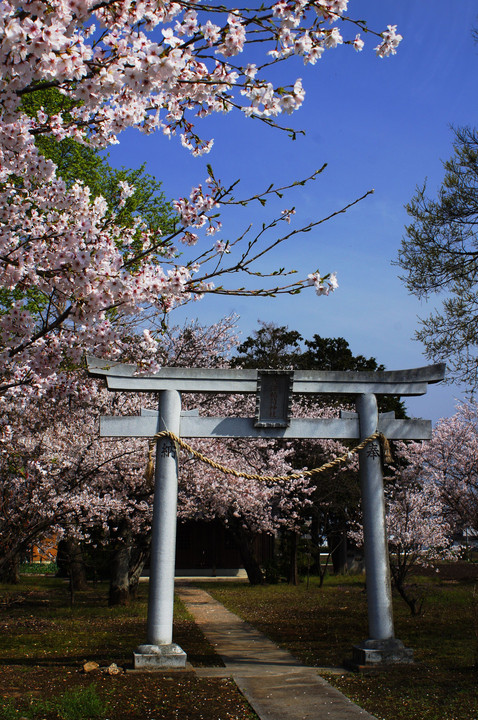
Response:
[202,569,478,720]
[1,568,477,720]
[0,577,256,720]
[0,576,228,668]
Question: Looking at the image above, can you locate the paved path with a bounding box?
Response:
[176,583,377,720]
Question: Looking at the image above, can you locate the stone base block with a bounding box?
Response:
[350,638,413,670]
[134,643,187,669]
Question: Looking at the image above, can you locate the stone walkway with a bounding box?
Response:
[176,582,378,720]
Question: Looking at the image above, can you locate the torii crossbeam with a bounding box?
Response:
[87,358,445,669]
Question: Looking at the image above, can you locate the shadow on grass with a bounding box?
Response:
[0,654,132,667]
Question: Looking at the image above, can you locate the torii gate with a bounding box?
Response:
[87,358,445,669]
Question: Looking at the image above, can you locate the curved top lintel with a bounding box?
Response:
[86,356,446,393]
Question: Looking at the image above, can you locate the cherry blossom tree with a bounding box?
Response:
[400,403,478,543]
[1,313,360,590]
[3,315,305,598]
[384,446,454,615]
[0,316,238,587]
[0,1,401,399]
[0,381,148,583]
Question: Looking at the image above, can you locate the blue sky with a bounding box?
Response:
[108,1,478,424]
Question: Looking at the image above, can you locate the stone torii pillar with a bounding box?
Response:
[87,359,445,669]
[134,390,186,668]
[352,394,412,666]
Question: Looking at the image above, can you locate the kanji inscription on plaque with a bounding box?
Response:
[254,370,293,428]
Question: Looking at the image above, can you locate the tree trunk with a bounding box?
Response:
[288,531,299,586]
[328,530,348,575]
[227,518,264,585]
[0,553,20,583]
[128,543,149,599]
[57,539,88,591]
[390,559,424,616]
[392,576,423,616]
[317,549,332,588]
[109,543,131,606]
[109,525,150,605]
[109,520,133,606]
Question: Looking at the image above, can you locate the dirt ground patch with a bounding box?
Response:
[0,579,258,720]
[0,665,256,720]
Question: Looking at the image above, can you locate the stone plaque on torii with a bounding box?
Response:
[87,358,445,669]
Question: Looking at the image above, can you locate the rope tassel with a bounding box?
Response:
[380,433,393,464]
[144,440,156,487]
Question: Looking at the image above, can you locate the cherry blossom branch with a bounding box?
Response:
[188,187,373,292]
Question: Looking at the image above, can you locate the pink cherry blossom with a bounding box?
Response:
[0,1,400,399]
